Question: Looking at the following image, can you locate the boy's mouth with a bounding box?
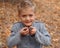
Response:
[25,21,32,23]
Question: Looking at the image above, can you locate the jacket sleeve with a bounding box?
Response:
[33,23,51,46]
[7,23,21,48]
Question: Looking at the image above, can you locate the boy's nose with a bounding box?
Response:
[26,16,30,20]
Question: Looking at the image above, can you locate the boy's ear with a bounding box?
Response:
[34,14,38,20]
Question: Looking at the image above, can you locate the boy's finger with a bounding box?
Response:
[30,26,35,29]
[23,27,28,31]
[23,27,28,29]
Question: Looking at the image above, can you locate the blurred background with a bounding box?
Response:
[0,0,60,48]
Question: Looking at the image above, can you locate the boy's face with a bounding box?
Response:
[19,7,36,27]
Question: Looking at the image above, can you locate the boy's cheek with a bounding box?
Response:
[20,18,26,22]
[32,16,36,20]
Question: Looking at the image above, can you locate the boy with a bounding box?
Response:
[7,0,51,48]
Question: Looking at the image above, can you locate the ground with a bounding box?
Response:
[0,0,60,48]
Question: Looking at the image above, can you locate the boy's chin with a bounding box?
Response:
[25,24,32,27]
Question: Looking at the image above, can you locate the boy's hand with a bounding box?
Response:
[29,26,36,36]
[20,27,29,36]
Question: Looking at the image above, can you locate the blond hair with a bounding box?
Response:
[17,0,35,12]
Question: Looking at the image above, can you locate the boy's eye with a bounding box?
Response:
[21,14,33,18]
[22,15,26,17]
[29,14,33,17]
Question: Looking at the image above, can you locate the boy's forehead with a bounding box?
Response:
[20,7,35,13]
